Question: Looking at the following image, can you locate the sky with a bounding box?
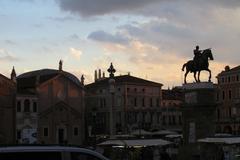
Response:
[0,0,240,88]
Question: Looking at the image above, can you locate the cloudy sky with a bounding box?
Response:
[0,0,240,88]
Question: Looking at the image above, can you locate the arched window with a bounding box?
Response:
[24,99,30,112]
[17,101,21,112]
[33,101,37,112]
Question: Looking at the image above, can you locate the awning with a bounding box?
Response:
[152,130,178,135]
[130,129,153,135]
[198,137,240,145]
[98,139,172,147]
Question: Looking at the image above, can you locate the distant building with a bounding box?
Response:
[16,61,85,145]
[216,65,240,134]
[85,65,163,137]
[161,88,184,132]
[0,68,16,144]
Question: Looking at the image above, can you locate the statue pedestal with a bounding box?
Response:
[182,82,216,144]
[178,82,217,159]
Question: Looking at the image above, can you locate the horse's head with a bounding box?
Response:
[203,48,214,60]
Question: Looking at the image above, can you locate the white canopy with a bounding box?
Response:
[98,139,172,147]
[152,130,178,135]
[165,134,183,138]
[198,137,240,145]
[130,129,153,135]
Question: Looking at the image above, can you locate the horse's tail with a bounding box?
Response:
[182,63,187,71]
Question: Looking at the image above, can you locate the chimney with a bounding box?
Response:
[11,66,16,83]
[59,60,63,71]
[94,70,97,81]
[98,69,101,79]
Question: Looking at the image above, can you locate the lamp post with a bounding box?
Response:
[108,63,116,137]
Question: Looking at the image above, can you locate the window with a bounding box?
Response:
[229,107,232,117]
[142,88,145,92]
[172,116,176,125]
[217,109,220,120]
[157,113,160,123]
[73,127,79,136]
[222,91,225,100]
[134,88,137,92]
[103,98,106,107]
[229,90,232,100]
[179,116,182,125]
[221,77,224,83]
[17,101,21,112]
[150,98,153,107]
[216,92,219,101]
[237,75,239,81]
[43,127,48,137]
[142,98,145,107]
[168,116,172,125]
[17,130,21,139]
[134,98,137,107]
[228,76,231,82]
[33,102,37,112]
[156,98,160,107]
[24,99,30,112]
[162,116,166,125]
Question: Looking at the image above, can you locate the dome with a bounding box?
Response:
[17,69,82,88]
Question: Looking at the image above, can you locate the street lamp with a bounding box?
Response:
[108,63,116,137]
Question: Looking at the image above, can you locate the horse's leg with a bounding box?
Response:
[194,71,198,83]
[184,70,189,84]
[198,71,201,82]
[207,69,212,82]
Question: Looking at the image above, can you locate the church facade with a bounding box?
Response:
[15,62,85,145]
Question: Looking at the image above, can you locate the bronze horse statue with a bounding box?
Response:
[182,48,214,84]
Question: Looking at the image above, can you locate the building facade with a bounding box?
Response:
[161,88,183,132]
[216,65,240,134]
[0,69,16,144]
[16,62,85,145]
[85,65,163,137]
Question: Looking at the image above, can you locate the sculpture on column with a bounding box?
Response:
[182,46,214,84]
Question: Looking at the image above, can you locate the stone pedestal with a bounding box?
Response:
[178,82,217,160]
[182,82,216,144]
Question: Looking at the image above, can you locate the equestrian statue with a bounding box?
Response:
[182,46,214,84]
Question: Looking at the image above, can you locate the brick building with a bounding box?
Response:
[216,65,240,134]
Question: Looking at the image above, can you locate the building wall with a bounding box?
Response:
[0,74,16,144]
[85,81,163,136]
[216,66,240,134]
[161,99,182,131]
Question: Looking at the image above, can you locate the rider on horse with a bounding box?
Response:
[193,45,202,71]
